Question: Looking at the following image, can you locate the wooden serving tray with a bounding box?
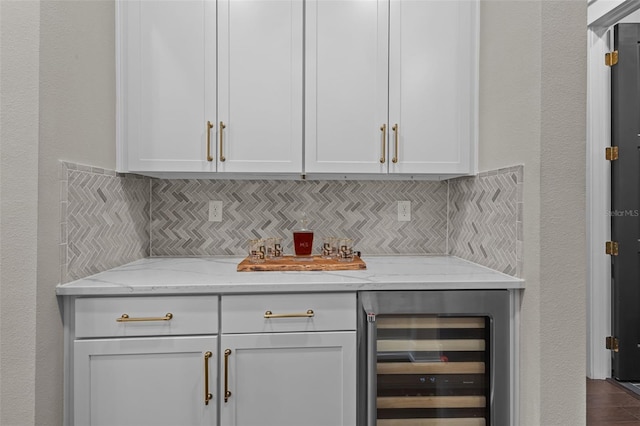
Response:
[237,255,366,272]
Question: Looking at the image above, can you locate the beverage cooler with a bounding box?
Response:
[359,291,511,426]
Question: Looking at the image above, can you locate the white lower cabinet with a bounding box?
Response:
[70,295,219,426]
[219,293,357,426]
[74,336,217,426]
[67,293,356,426]
[219,332,356,426]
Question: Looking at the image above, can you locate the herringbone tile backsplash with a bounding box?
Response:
[60,162,150,283]
[449,166,523,276]
[151,180,448,256]
[61,162,523,282]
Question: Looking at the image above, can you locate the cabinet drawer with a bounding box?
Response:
[75,296,218,338]
[221,293,356,333]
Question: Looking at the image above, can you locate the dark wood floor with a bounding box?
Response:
[588,378,640,425]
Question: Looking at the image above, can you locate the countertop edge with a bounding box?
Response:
[56,281,525,296]
[56,255,525,296]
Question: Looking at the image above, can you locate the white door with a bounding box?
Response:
[305,0,389,174]
[74,336,217,426]
[217,0,303,174]
[122,0,216,172]
[219,332,357,426]
[388,0,478,175]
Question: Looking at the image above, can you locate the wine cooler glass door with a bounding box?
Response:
[362,290,510,426]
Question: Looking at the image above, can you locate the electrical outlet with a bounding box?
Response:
[398,201,411,222]
[209,200,223,222]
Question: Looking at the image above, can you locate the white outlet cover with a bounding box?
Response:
[398,201,411,221]
[209,200,222,222]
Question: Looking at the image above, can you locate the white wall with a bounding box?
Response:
[481,1,587,424]
[0,1,40,424]
[36,2,116,423]
[0,0,116,424]
[479,1,543,422]
[539,2,587,423]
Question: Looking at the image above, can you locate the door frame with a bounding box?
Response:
[587,0,640,379]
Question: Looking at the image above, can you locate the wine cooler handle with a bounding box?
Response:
[366,311,377,426]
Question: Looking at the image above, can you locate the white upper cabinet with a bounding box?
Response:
[305,0,389,174]
[388,0,477,175]
[118,0,477,177]
[305,0,478,176]
[119,0,216,173]
[119,0,302,175]
[217,0,303,174]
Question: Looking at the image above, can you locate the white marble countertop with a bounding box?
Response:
[56,255,524,296]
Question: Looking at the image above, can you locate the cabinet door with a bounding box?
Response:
[220,332,356,426]
[305,0,389,174]
[217,0,303,173]
[121,0,216,172]
[74,336,217,426]
[388,0,478,175]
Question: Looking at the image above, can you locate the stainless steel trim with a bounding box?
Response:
[366,311,377,426]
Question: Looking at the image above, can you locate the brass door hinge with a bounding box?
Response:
[605,50,619,66]
[606,336,619,352]
[606,241,619,256]
[606,146,619,161]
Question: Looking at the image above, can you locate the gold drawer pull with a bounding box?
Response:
[224,349,232,403]
[264,309,314,319]
[206,120,214,162]
[219,121,227,162]
[392,123,398,163]
[116,313,173,322]
[379,124,387,164]
[204,351,213,405]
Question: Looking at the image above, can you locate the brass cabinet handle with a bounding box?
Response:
[379,124,386,164]
[224,349,232,403]
[116,313,173,322]
[204,351,213,405]
[392,123,398,164]
[264,309,315,319]
[219,121,227,162]
[206,121,214,162]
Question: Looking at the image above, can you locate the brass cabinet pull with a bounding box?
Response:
[224,349,232,403]
[264,309,315,319]
[204,351,213,405]
[206,120,214,162]
[219,121,227,162]
[379,124,387,164]
[116,313,173,322]
[392,123,399,164]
